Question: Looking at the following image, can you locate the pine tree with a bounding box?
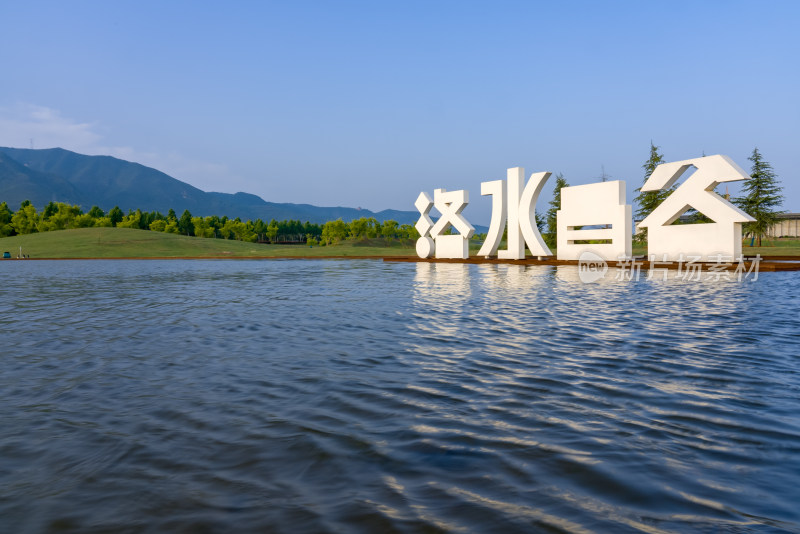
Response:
[634,142,672,243]
[178,209,195,236]
[535,212,545,233]
[0,201,14,237]
[544,173,568,248]
[735,148,783,246]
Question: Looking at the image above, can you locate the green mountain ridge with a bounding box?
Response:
[0,151,84,206]
[0,147,418,224]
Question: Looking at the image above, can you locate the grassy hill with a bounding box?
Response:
[0,228,416,259]
[2,228,794,260]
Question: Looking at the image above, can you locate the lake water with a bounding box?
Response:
[1,259,799,533]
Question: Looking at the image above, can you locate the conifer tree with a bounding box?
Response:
[535,212,545,233]
[544,173,568,248]
[735,148,783,246]
[178,209,195,236]
[634,142,672,242]
[108,206,123,227]
[0,201,14,237]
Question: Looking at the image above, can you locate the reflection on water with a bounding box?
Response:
[1,259,799,533]
[413,262,472,305]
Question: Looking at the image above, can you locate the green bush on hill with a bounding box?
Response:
[0,200,420,245]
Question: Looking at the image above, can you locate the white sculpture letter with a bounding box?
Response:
[477,167,553,259]
[557,181,632,261]
[415,188,475,259]
[477,179,506,258]
[638,155,755,261]
[415,192,435,258]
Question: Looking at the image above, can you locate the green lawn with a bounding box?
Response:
[631,239,800,257]
[740,237,800,257]
[3,228,798,260]
[0,228,417,259]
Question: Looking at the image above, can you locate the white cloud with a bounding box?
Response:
[0,103,241,193]
[0,103,102,151]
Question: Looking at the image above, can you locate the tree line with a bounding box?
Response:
[0,201,420,246]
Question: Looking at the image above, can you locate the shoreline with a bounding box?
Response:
[0,255,387,261]
[4,254,799,271]
[385,255,800,272]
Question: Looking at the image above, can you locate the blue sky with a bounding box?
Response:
[1,1,797,224]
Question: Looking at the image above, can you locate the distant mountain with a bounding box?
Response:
[0,147,419,224]
[0,151,84,206]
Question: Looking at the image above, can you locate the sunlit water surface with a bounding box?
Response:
[1,259,799,533]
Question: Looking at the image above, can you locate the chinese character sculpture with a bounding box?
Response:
[556,181,632,261]
[413,154,754,265]
[637,155,755,261]
[415,188,475,259]
[477,167,552,259]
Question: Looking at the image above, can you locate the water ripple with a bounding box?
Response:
[1,259,799,533]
